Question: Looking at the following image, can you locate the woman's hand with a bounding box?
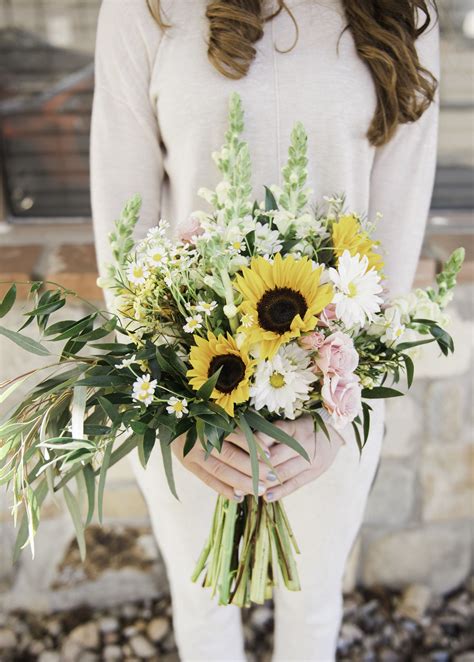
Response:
[258,416,345,502]
[172,430,272,502]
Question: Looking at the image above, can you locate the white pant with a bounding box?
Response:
[129,400,384,662]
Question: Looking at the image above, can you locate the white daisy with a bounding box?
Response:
[147,246,168,267]
[127,261,150,285]
[132,374,157,407]
[166,397,189,419]
[114,354,136,369]
[196,301,218,316]
[250,344,316,419]
[329,250,383,329]
[254,222,283,255]
[183,314,203,334]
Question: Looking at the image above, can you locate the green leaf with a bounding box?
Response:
[138,428,156,468]
[361,387,404,399]
[98,442,113,523]
[47,316,97,341]
[313,412,330,441]
[352,421,363,455]
[196,366,222,400]
[396,338,435,351]
[264,186,278,211]
[362,402,371,446]
[98,396,120,425]
[183,426,197,457]
[83,464,96,526]
[0,325,50,356]
[64,485,87,561]
[237,414,260,498]
[245,410,310,462]
[13,479,49,563]
[0,376,28,404]
[75,375,130,387]
[0,284,16,318]
[26,296,65,317]
[403,355,415,389]
[159,429,179,500]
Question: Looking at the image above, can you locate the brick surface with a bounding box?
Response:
[45,244,103,302]
[0,245,43,298]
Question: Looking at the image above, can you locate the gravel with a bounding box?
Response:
[0,581,472,661]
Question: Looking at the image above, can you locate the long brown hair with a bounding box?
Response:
[146,0,439,147]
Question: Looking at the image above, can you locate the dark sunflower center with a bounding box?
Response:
[208,354,246,394]
[257,287,308,334]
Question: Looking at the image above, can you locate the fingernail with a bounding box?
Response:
[257,482,266,496]
[233,492,244,502]
[264,449,271,459]
[266,491,275,502]
[267,471,277,482]
[234,489,244,498]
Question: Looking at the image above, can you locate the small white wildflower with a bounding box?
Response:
[132,374,157,407]
[166,397,189,419]
[196,300,218,316]
[147,247,168,267]
[240,313,254,328]
[183,314,203,334]
[114,354,136,369]
[127,261,150,285]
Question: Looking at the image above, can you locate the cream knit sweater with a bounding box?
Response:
[90,0,440,298]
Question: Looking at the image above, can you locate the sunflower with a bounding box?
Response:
[234,254,334,359]
[187,332,255,416]
[331,214,384,273]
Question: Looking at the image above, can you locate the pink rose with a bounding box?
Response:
[178,215,204,243]
[317,303,337,328]
[300,331,325,351]
[314,331,359,377]
[321,374,361,430]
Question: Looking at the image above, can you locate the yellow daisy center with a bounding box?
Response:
[172,401,184,412]
[133,266,144,279]
[348,283,358,298]
[269,372,286,389]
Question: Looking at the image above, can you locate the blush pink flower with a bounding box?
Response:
[300,331,325,351]
[321,374,361,430]
[317,303,337,328]
[178,215,204,243]
[313,331,359,377]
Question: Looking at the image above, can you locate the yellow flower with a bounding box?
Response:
[234,254,334,359]
[332,214,384,272]
[187,332,255,416]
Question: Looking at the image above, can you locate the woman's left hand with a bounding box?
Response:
[258,415,345,502]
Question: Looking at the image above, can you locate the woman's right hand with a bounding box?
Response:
[172,430,273,502]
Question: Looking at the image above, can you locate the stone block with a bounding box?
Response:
[421,443,474,521]
[0,245,43,298]
[426,378,470,444]
[45,244,103,303]
[382,396,421,458]
[364,462,416,526]
[362,522,471,593]
[101,486,148,522]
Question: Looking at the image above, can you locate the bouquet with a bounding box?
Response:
[0,94,464,608]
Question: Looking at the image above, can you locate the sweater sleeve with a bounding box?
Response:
[90,0,164,279]
[368,6,440,298]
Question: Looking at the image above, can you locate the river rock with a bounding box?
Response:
[146,617,169,643]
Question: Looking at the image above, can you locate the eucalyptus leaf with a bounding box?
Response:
[0,326,50,356]
[0,284,16,318]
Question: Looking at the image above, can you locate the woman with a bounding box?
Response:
[91,1,440,659]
